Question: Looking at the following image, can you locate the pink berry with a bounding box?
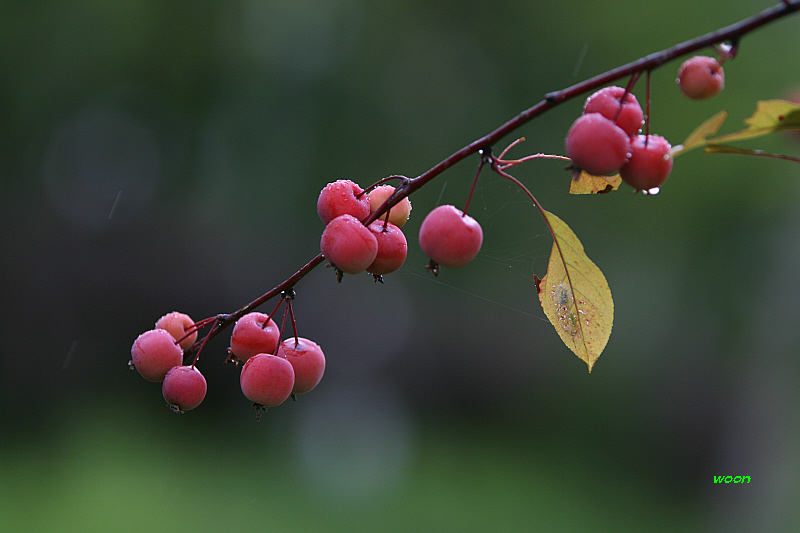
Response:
[677,56,724,100]
[418,205,483,269]
[619,134,674,192]
[320,214,379,274]
[366,220,408,275]
[155,311,197,351]
[317,180,371,225]
[366,185,412,228]
[162,365,207,413]
[131,329,183,382]
[583,85,644,137]
[565,113,631,176]
[229,312,281,362]
[240,354,295,407]
[277,337,325,395]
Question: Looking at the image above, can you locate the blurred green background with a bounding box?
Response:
[2,1,800,531]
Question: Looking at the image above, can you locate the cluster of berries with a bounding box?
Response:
[130,178,488,414]
[130,310,325,415]
[317,180,411,279]
[564,55,725,194]
[565,85,673,194]
[317,179,483,277]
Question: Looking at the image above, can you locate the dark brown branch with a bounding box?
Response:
[188,1,800,358]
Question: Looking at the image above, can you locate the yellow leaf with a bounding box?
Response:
[707,99,800,144]
[671,110,728,158]
[568,170,621,194]
[536,210,613,372]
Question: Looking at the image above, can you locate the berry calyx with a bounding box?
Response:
[366,185,412,227]
[317,180,371,225]
[162,365,207,413]
[583,85,644,137]
[619,134,674,193]
[155,311,197,351]
[565,113,631,176]
[130,329,184,382]
[677,56,725,100]
[229,312,281,363]
[418,204,483,269]
[240,353,295,408]
[277,337,326,395]
[366,220,408,276]
[320,214,379,275]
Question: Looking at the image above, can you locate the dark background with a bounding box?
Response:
[2,1,800,531]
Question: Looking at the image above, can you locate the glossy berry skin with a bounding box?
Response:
[418,205,483,269]
[677,56,724,100]
[162,365,207,412]
[619,135,673,192]
[565,113,631,176]
[317,179,371,225]
[277,337,326,395]
[583,85,644,137]
[131,329,183,382]
[229,312,281,362]
[240,354,295,407]
[366,185,412,228]
[320,214,379,274]
[155,311,197,351]
[366,220,408,275]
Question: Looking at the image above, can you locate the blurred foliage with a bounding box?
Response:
[2,0,800,531]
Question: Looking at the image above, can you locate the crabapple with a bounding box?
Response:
[277,337,326,395]
[131,329,183,382]
[229,312,281,362]
[240,354,295,407]
[320,214,379,274]
[155,311,197,351]
[317,179,371,225]
[366,220,408,275]
[677,56,724,100]
[619,134,674,192]
[565,113,631,176]
[366,185,412,227]
[583,85,644,137]
[162,365,207,413]
[418,204,483,269]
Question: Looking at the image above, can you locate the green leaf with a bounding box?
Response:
[535,210,613,372]
[568,170,621,194]
[671,110,728,158]
[707,99,800,144]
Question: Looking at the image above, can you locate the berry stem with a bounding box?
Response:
[645,70,652,142]
[461,157,486,217]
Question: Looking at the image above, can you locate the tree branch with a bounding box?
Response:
[186,0,800,359]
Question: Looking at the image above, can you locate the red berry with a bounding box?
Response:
[677,56,724,100]
[162,365,207,413]
[366,220,408,275]
[583,85,644,137]
[366,185,412,228]
[229,312,281,362]
[155,311,197,351]
[131,329,183,382]
[320,214,379,274]
[317,180,370,225]
[565,113,631,176]
[619,135,674,192]
[240,354,295,407]
[277,337,326,395]
[418,205,483,269]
